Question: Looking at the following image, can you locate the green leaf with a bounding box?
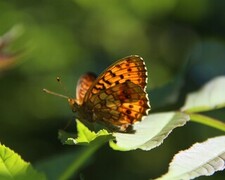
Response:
[60,113,189,152]
[181,76,225,112]
[110,111,189,151]
[156,136,225,180]
[0,144,46,180]
[57,120,114,179]
[59,119,113,145]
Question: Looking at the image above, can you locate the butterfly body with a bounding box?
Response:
[69,55,150,132]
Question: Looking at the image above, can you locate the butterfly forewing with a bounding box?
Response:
[76,72,96,105]
[84,55,148,100]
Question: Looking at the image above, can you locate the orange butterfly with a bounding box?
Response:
[45,55,150,132]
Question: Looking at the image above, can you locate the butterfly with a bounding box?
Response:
[67,55,150,132]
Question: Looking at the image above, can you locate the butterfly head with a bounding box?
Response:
[68,98,80,112]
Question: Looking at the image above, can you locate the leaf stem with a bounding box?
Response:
[187,113,225,132]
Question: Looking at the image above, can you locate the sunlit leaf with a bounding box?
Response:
[110,112,189,151]
[59,112,189,151]
[0,144,46,180]
[181,76,225,112]
[59,112,189,152]
[59,120,112,145]
[156,136,225,180]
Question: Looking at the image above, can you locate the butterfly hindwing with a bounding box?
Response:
[85,80,149,131]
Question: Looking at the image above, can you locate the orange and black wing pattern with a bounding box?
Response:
[82,55,150,132]
[75,72,96,105]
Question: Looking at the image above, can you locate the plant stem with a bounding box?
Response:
[59,139,106,180]
[188,113,225,132]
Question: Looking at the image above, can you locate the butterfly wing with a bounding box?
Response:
[87,80,149,131]
[76,72,97,105]
[84,55,148,100]
[83,55,150,131]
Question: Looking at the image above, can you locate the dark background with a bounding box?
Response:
[0,0,224,179]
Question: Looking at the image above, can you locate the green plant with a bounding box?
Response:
[1,76,224,180]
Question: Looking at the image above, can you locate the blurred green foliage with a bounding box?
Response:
[0,0,224,179]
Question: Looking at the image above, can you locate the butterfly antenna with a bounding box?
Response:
[43,76,72,99]
[43,88,69,99]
